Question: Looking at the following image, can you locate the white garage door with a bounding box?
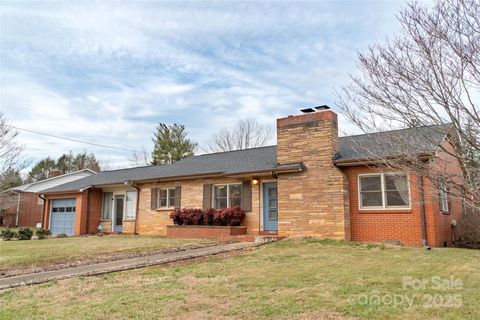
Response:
[50,198,76,236]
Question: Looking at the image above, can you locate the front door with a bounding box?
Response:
[114,195,124,232]
[263,182,278,231]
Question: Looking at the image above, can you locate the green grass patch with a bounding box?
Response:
[0,238,478,320]
[0,234,214,270]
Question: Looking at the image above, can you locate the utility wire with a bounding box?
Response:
[14,126,138,153]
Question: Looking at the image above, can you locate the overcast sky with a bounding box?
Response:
[1,1,406,170]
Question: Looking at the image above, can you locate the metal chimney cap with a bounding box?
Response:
[315,105,330,111]
[300,108,316,113]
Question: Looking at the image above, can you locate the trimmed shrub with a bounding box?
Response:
[1,229,17,241]
[180,208,204,225]
[170,207,246,226]
[170,209,182,225]
[36,228,51,240]
[203,208,216,225]
[212,209,225,226]
[170,208,204,225]
[219,206,246,226]
[18,228,33,240]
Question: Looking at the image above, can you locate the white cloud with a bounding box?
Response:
[0,1,405,171]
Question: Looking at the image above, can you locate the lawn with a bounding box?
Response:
[0,235,214,272]
[0,239,478,320]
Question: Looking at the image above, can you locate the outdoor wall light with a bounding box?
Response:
[252,179,259,185]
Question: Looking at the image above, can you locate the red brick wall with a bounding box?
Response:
[344,141,464,247]
[18,192,44,227]
[423,140,464,247]
[86,189,102,234]
[345,166,424,246]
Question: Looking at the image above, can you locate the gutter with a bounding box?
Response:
[333,153,434,167]
[124,181,140,235]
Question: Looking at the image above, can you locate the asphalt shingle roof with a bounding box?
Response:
[43,124,450,193]
[336,124,450,162]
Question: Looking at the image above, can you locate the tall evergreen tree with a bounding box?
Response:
[27,157,56,182]
[27,151,101,182]
[0,167,23,191]
[151,123,197,165]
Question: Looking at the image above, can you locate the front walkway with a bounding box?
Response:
[0,242,257,290]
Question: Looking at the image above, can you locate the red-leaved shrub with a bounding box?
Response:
[219,206,245,226]
[170,208,204,225]
[203,208,216,225]
[170,207,246,226]
[170,209,182,225]
[180,208,204,225]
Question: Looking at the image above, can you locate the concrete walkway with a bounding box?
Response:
[0,242,257,290]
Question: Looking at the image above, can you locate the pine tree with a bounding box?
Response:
[151,123,197,165]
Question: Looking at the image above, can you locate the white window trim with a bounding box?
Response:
[212,183,242,209]
[439,180,450,213]
[157,188,176,209]
[125,191,137,220]
[358,172,411,210]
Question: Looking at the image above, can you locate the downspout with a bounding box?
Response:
[39,194,46,228]
[419,176,429,247]
[86,189,91,234]
[124,181,140,235]
[11,190,21,227]
[79,186,93,235]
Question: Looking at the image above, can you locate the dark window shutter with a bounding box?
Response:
[203,184,213,210]
[174,186,182,209]
[151,188,158,210]
[241,181,252,212]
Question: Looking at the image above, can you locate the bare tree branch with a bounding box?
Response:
[336,0,479,210]
[204,118,274,153]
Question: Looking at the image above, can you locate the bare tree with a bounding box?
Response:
[336,0,479,214]
[130,146,151,167]
[0,112,25,177]
[205,118,274,153]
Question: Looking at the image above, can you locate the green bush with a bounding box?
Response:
[36,228,51,240]
[1,229,18,241]
[56,233,68,238]
[18,228,33,240]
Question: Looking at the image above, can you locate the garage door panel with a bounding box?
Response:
[50,198,76,236]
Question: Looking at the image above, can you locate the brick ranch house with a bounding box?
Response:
[0,169,95,228]
[40,109,463,247]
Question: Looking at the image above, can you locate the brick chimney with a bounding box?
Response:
[275,108,350,240]
[50,169,61,178]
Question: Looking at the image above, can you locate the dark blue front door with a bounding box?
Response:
[263,182,278,231]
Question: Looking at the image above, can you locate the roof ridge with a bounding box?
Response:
[98,145,278,173]
[339,123,452,139]
[192,145,277,158]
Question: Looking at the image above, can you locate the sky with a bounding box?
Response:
[0,1,406,171]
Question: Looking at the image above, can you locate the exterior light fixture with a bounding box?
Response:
[252,179,259,185]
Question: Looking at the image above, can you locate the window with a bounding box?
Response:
[439,180,449,213]
[213,184,242,209]
[157,188,176,208]
[102,192,112,219]
[359,173,410,209]
[125,191,137,219]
